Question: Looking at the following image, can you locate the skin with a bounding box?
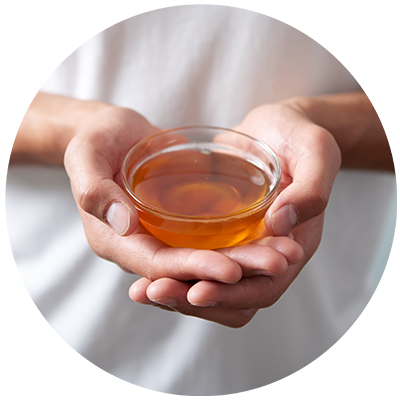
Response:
[12,91,393,328]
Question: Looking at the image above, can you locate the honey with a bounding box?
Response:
[129,148,273,249]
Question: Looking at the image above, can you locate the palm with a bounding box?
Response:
[66,104,336,328]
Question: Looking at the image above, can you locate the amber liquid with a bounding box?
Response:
[130,148,272,249]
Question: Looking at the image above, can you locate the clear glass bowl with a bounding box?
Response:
[121,126,281,249]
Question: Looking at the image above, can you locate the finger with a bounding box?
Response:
[218,244,288,277]
[129,277,176,312]
[86,221,244,283]
[265,125,341,236]
[250,236,304,264]
[143,278,257,328]
[186,276,274,309]
[146,277,192,308]
[130,233,243,283]
[187,254,305,309]
[128,277,154,305]
[218,236,303,277]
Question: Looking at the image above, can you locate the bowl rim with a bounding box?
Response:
[120,125,281,222]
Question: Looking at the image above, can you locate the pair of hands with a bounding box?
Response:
[64,101,341,328]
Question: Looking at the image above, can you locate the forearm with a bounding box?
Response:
[287,92,394,171]
[11,92,111,165]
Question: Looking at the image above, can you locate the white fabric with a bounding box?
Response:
[6,5,396,396]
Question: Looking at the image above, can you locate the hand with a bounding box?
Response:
[128,100,340,327]
[128,220,316,328]
[239,101,342,236]
[64,106,301,286]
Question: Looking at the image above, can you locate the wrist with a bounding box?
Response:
[279,95,331,128]
[281,92,393,170]
[36,96,111,164]
[287,94,368,155]
[12,93,112,165]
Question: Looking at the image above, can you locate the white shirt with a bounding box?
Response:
[6,5,396,395]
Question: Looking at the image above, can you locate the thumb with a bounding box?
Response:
[63,106,162,237]
[265,131,341,236]
[265,179,328,236]
[64,139,139,237]
[79,177,139,237]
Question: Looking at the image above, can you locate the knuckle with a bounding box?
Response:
[228,320,249,329]
[228,311,256,328]
[308,186,329,216]
[77,184,102,217]
[264,294,281,308]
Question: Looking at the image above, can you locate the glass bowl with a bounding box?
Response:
[121,126,281,249]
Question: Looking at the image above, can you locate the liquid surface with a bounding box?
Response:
[131,149,270,217]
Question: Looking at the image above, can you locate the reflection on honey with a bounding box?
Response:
[129,148,273,249]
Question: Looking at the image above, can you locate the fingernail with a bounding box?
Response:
[150,297,177,308]
[272,204,299,236]
[189,300,217,307]
[137,298,154,305]
[105,202,130,235]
